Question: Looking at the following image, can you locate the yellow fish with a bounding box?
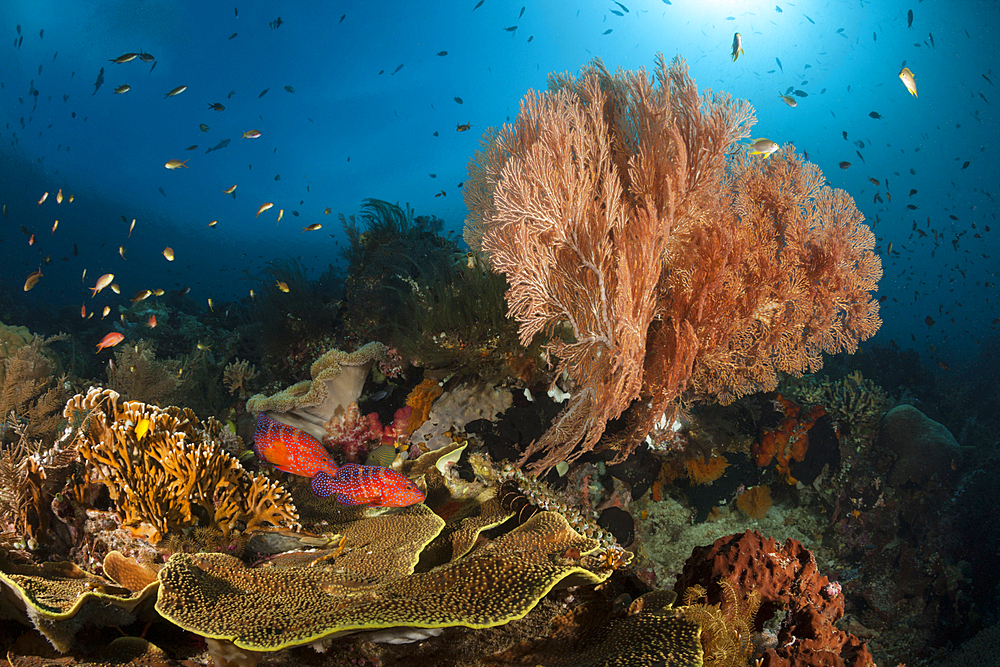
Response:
[207,220,218,227]
[164,159,189,169]
[256,202,273,217]
[747,138,779,158]
[898,67,917,98]
[56,189,63,204]
[276,208,284,223]
[114,84,130,94]
[135,418,151,440]
[164,85,187,98]
[276,281,290,292]
[302,223,322,232]
[223,184,237,194]
[23,268,42,292]
[163,247,175,261]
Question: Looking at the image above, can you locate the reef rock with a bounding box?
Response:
[877,404,962,487]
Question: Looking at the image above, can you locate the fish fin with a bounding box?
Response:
[272,464,300,475]
[336,494,378,506]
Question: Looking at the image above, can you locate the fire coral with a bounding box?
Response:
[463,54,881,473]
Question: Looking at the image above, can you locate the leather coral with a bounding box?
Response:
[463,53,881,473]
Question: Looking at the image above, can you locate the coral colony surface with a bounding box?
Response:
[1,53,996,667]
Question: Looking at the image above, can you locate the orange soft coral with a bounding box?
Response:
[753,395,826,484]
[735,485,773,519]
[685,454,730,485]
[403,378,444,436]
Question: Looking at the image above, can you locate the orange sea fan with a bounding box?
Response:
[736,485,773,520]
[403,377,444,436]
[685,454,730,485]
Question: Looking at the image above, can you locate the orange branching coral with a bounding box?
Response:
[464,54,880,475]
[685,454,729,485]
[735,485,772,519]
[404,377,444,436]
[753,395,826,484]
[62,387,300,543]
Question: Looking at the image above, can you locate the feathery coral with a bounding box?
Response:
[464,54,881,473]
[735,485,772,520]
[685,454,729,485]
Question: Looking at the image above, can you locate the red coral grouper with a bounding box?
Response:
[253,413,339,478]
[311,464,425,507]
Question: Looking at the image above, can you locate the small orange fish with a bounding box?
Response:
[28,234,35,246]
[207,297,214,311]
[91,273,114,297]
[131,289,152,303]
[102,306,110,318]
[67,194,74,203]
[324,207,331,215]
[96,332,125,352]
[56,189,63,204]
[242,130,261,139]
[302,223,322,232]
[223,184,237,194]
[164,85,187,98]
[256,202,274,217]
[128,218,136,236]
[163,247,175,261]
[23,268,43,291]
[37,191,49,206]
[148,315,157,328]
[276,281,290,292]
[276,209,284,223]
[207,220,218,227]
[164,159,189,169]
[80,304,86,318]
[51,219,58,233]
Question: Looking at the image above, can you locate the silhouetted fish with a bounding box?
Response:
[92,67,104,95]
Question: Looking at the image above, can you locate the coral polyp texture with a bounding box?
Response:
[154,511,619,660]
[62,387,300,543]
[246,340,387,443]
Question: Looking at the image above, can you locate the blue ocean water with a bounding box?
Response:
[1,0,997,365]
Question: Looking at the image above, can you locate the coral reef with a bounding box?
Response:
[753,395,826,484]
[464,54,881,473]
[245,340,386,445]
[62,387,300,544]
[409,381,513,454]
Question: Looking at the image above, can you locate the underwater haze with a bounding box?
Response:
[1,0,998,365]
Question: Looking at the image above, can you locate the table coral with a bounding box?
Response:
[154,511,619,663]
[246,340,386,444]
[0,552,159,653]
[62,387,300,544]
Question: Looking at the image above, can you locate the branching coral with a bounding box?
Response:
[62,387,300,544]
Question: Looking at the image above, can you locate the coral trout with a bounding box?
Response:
[252,413,339,478]
[311,464,425,507]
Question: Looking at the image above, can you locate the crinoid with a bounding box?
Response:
[680,578,761,667]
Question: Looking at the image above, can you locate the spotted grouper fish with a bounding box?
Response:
[311,464,425,507]
[252,412,339,478]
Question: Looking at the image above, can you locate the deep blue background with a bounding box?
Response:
[1,0,997,365]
